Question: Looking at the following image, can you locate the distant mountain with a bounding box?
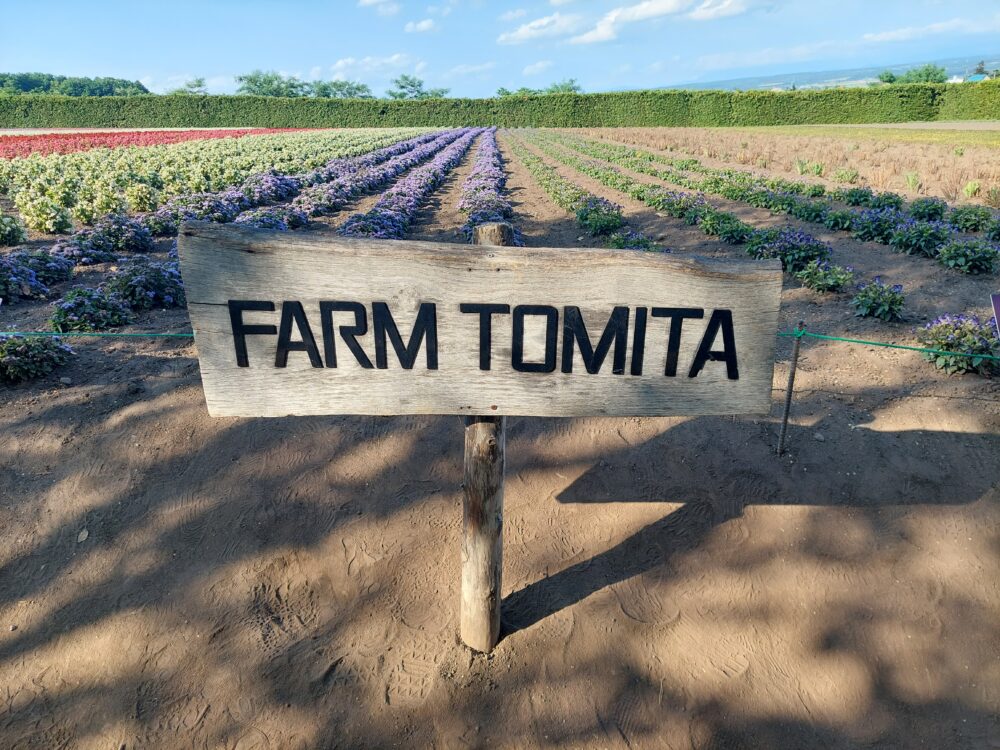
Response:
[670,54,1000,91]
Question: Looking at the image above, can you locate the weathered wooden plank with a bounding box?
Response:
[178,221,782,418]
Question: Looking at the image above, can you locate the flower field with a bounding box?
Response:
[0,128,301,159]
[0,124,998,749]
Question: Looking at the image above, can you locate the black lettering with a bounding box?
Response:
[630,307,648,376]
[275,301,323,368]
[320,302,373,369]
[688,309,739,380]
[460,303,510,370]
[228,300,276,368]
[652,307,704,377]
[561,306,629,375]
[511,305,558,373]
[372,302,438,370]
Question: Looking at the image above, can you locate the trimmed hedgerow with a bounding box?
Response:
[3,83,996,128]
[0,335,74,384]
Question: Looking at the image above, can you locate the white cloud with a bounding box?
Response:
[497,12,582,44]
[358,0,401,16]
[405,18,437,32]
[687,0,749,21]
[331,53,421,80]
[550,0,574,4]
[522,60,554,76]
[862,16,1000,43]
[499,8,527,21]
[446,61,496,77]
[570,0,690,44]
[571,0,758,43]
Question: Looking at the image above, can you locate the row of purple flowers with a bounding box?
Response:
[339,129,483,239]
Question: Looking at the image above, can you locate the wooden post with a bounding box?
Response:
[461,223,512,652]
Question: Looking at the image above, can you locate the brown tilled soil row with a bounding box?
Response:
[0,132,998,749]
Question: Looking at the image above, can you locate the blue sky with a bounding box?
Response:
[2,1,999,96]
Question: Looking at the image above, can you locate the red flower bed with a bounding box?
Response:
[0,128,305,159]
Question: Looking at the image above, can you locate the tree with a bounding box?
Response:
[877,70,897,84]
[166,77,207,95]
[0,72,149,96]
[544,78,582,94]
[974,60,987,75]
[496,86,540,97]
[386,75,449,100]
[311,80,374,99]
[235,70,310,97]
[896,64,947,84]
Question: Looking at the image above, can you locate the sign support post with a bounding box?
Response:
[460,224,514,653]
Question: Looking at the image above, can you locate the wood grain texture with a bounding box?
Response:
[178,221,782,418]
[461,224,510,654]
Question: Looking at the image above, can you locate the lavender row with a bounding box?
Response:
[47,130,454,265]
[456,127,522,244]
[340,129,484,239]
[234,128,473,232]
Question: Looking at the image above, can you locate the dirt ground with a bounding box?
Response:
[1,130,998,749]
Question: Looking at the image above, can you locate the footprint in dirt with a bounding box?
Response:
[385,635,442,707]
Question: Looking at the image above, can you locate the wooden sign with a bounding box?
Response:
[178,222,782,418]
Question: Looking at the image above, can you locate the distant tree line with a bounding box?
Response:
[0,72,150,96]
[876,64,948,84]
[0,69,588,100]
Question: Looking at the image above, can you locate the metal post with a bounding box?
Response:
[777,321,805,456]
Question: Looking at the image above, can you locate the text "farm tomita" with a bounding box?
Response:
[228,300,741,379]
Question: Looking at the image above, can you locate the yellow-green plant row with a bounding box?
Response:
[0,128,427,232]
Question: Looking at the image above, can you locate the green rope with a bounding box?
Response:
[778,328,1000,363]
[0,331,193,338]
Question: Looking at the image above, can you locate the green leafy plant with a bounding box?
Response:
[908,197,948,221]
[870,192,904,210]
[904,172,922,192]
[963,180,982,199]
[985,186,1000,210]
[0,335,74,384]
[936,239,1000,274]
[838,186,874,206]
[794,159,808,175]
[948,205,993,232]
[49,288,132,332]
[575,196,624,235]
[985,219,1000,242]
[7,249,74,285]
[0,214,28,246]
[888,220,952,257]
[916,314,999,375]
[794,260,855,292]
[852,277,905,321]
[810,162,825,177]
[833,168,860,185]
[103,257,185,310]
[746,228,830,272]
[823,209,855,231]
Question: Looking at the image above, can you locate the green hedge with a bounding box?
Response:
[0,83,994,128]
